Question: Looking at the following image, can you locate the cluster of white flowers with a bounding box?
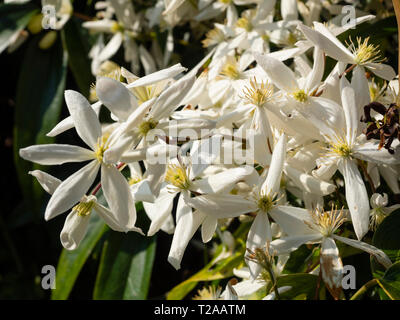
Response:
[18,0,400,299]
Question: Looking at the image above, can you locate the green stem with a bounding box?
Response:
[350,278,378,300]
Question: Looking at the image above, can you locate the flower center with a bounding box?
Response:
[202,27,225,48]
[128,175,142,185]
[220,60,240,80]
[306,207,345,237]
[138,119,158,136]
[330,141,352,158]
[95,135,109,163]
[111,21,124,33]
[73,199,95,217]
[241,77,274,107]
[348,37,384,65]
[165,164,191,190]
[292,89,308,103]
[257,195,274,212]
[236,17,252,32]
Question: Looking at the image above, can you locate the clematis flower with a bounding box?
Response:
[309,77,400,240]
[270,207,392,299]
[19,90,143,233]
[29,170,141,250]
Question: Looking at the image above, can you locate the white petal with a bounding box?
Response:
[101,164,138,232]
[338,159,369,240]
[19,144,94,165]
[246,211,272,279]
[45,160,100,221]
[298,24,354,64]
[262,133,286,196]
[144,186,176,236]
[186,194,257,218]
[270,234,322,255]
[98,32,123,62]
[168,208,206,270]
[254,53,298,92]
[201,215,218,243]
[366,63,396,81]
[333,234,392,269]
[354,141,400,165]
[29,170,61,195]
[340,76,358,145]
[150,75,196,121]
[190,166,256,194]
[127,64,187,88]
[60,210,91,250]
[320,237,343,299]
[96,77,138,121]
[46,101,102,137]
[284,165,336,196]
[64,90,102,150]
[269,206,317,236]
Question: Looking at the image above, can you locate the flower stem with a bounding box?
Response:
[393,0,400,90]
[350,278,378,300]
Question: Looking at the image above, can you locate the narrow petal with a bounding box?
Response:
[19,144,95,165]
[298,24,354,64]
[144,186,176,236]
[45,160,100,221]
[366,63,396,81]
[185,194,257,219]
[101,164,138,232]
[98,32,123,61]
[340,76,358,145]
[96,77,138,121]
[126,64,187,88]
[64,90,102,150]
[246,211,272,279]
[338,159,369,240]
[60,210,91,250]
[254,53,298,92]
[190,166,256,194]
[29,170,61,195]
[168,208,206,270]
[333,234,392,269]
[201,215,218,243]
[262,133,286,196]
[270,234,322,255]
[269,205,317,236]
[320,237,343,300]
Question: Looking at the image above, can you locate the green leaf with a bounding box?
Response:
[276,273,320,300]
[14,35,67,210]
[377,262,400,300]
[61,17,94,97]
[167,246,244,300]
[51,212,107,300]
[0,2,38,54]
[371,209,400,275]
[93,229,156,300]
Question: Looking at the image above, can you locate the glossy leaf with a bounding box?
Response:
[93,228,156,299]
[61,17,94,97]
[14,35,67,210]
[0,2,38,54]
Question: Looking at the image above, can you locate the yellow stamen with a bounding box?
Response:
[292,89,308,103]
[138,119,158,136]
[95,134,109,163]
[241,77,274,107]
[305,206,346,237]
[347,37,385,65]
[73,199,95,217]
[202,27,225,48]
[165,163,191,190]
